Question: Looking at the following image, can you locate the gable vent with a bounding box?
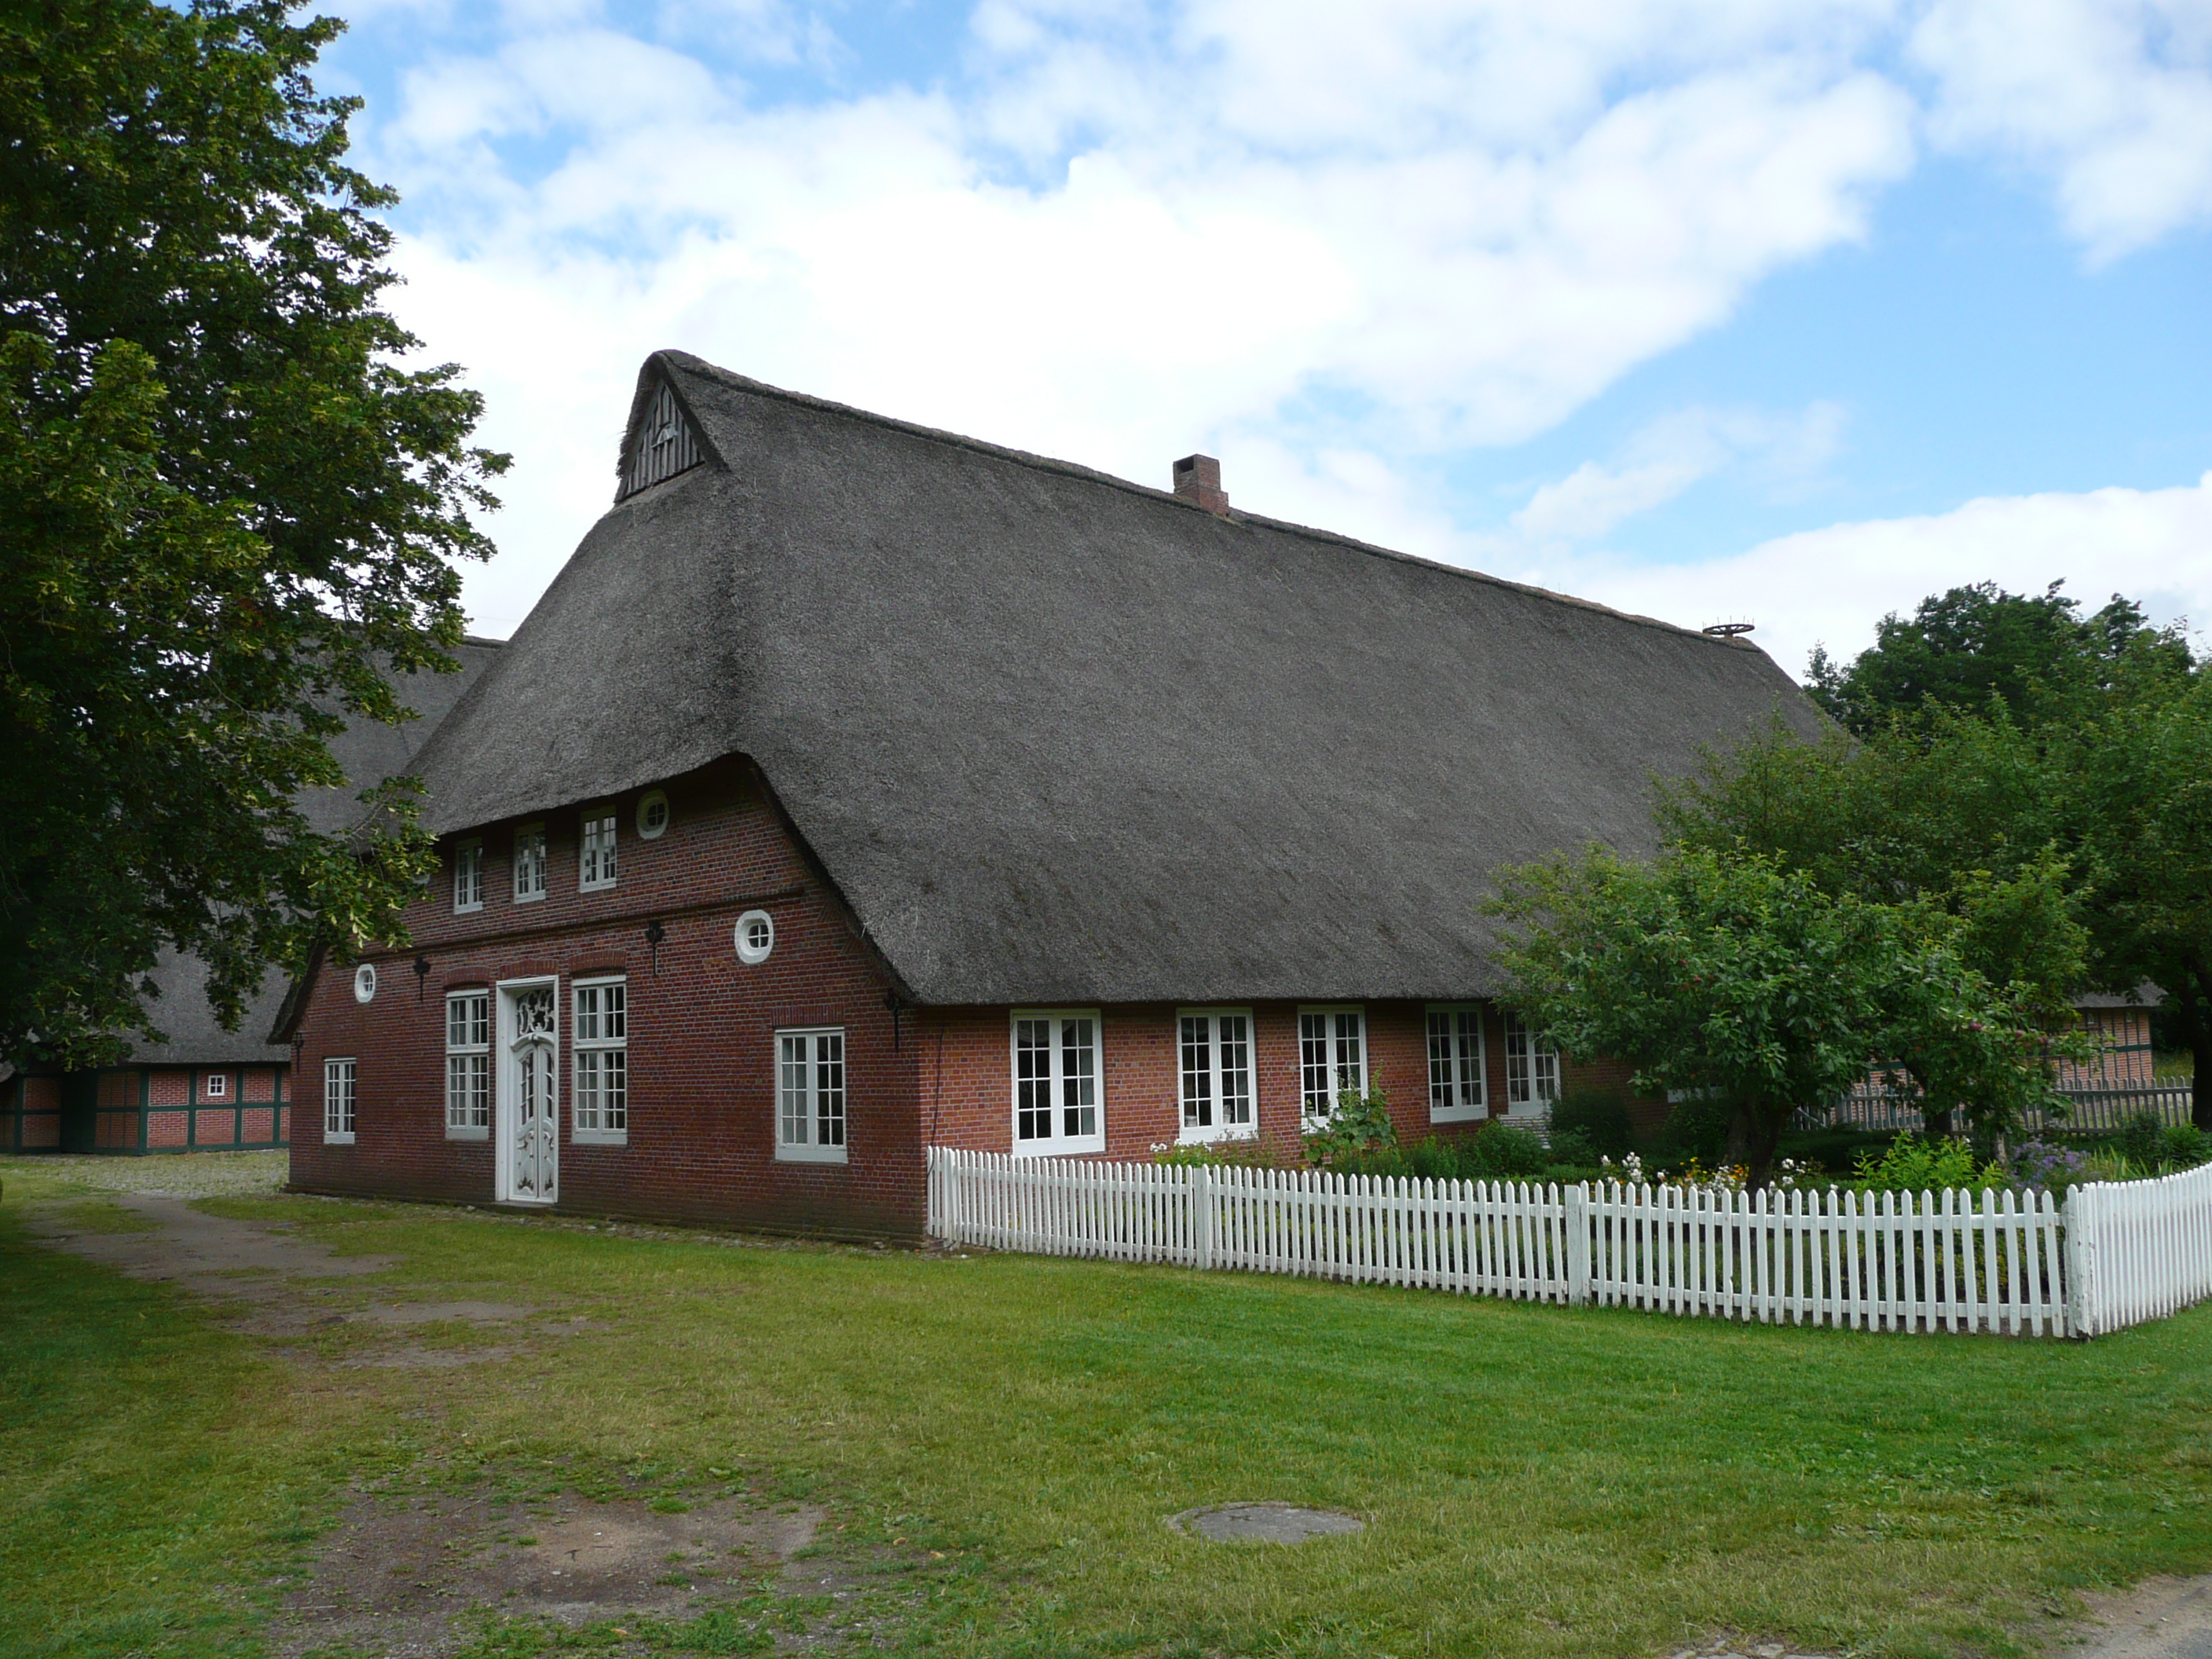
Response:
[620,379,702,499]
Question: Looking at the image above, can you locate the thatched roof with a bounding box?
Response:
[123,641,504,1066]
[411,352,1826,1005]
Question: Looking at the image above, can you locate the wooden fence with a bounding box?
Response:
[926,1148,2212,1338]
[1805,1084,2194,1136]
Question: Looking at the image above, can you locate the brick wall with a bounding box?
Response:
[922,999,1529,1159]
[291,759,925,1236]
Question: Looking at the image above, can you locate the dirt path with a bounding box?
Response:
[9,1171,859,1656]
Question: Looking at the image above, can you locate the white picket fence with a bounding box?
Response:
[926,1148,2212,1338]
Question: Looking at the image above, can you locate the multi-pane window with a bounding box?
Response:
[445,991,491,1136]
[453,842,484,912]
[203,1071,229,1100]
[1426,1005,1487,1122]
[1298,1007,1366,1123]
[1177,1011,1254,1141]
[513,826,548,902]
[1011,1011,1102,1155]
[580,812,618,891]
[1503,1010,1560,1113]
[573,979,628,1140]
[776,1027,845,1162]
[324,1057,356,1144]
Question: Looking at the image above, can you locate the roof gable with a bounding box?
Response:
[410,352,1827,1004]
[617,373,712,500]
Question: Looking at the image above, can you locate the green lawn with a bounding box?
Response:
[4,1160,2210,1659]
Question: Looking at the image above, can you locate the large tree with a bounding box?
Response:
[1805,580,2192,736]
[1665,639,2208,1127]
[0,0,506,1065]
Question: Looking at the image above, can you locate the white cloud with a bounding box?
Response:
[1914,0,2212,261]
[1524,473,2212,678]
[1511,402,1845,543]
[353,1,1917,628]
[345,1,2212,639]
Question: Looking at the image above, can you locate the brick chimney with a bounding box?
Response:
[1172,454,1229,515]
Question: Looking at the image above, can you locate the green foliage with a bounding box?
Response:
[0,0,507,1064]
[1301,1082,1398,1167]
[1656,715,2091,1027]
[1322,1126,1553,1184]
[2112,1115,2211,1173]
[1662,1094,1732,1162]
[1149,1136,1293,1169]
[1545,1125,1597,1166]
[1848,1133,2005,1196]
[1489,844,2060,1182]
[1804,580,2192,737]
[1547,1088,1633,1158]
[1466,1124,1550,1178]
[1679,580,2212,1133]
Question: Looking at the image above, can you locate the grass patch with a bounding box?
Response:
[5,1163,2212,1657]
[0,1188,335,1658]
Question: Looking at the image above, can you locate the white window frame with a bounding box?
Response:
[1176,1009,1256,1143]
[202,1071,229,1101]
[453,840,484,913]
[513,824,547,903]
[776,1027,846,1163]
[1503,1010,1561,1115]
[572,976,628,1144]
[1426,1004,1489,1123]
[445,990,491,1139]
[579,809,618,892]
[636,789,671,840]
[1298,1006,1367,1127]
[324,1057,356,1144]
[734,910,775,965]
[1009,1010,1104,1157]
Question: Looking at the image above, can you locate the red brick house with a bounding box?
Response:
[282,353,1824,1236]
[0,643,500,1155]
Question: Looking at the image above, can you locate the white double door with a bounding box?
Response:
[499,980,559,1205]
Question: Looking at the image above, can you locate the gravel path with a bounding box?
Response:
[0,1148,288,1198]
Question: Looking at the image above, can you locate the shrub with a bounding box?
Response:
[1152,1137,1295,1169]
[2164,1124,2210,1168]
[2116,1111,2167,1166]
[1465,1124,1550,1179]
[1546,1125,1597,1166]
[1549,1090,1633,1158]
[1849,1132,2003,1195]
[1303,1083,1398,1168]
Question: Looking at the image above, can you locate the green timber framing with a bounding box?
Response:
[0,1066,290,1155]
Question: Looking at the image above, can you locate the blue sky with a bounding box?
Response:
[318,0,2212,674]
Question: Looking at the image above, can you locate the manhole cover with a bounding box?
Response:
[1165,1503,1364,1543]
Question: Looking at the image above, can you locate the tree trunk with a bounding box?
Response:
[1724,1101,1789,1191]
[2183,958,2212,1133]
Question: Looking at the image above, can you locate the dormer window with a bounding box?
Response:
[620,379,701,499]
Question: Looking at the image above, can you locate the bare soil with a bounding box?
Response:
[2073,1577,2212,1659]
[270,1489,827,1657]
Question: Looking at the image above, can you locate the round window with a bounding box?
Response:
[734,910,775,965]
[637,789,671,840]
[353,963,378,1004]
